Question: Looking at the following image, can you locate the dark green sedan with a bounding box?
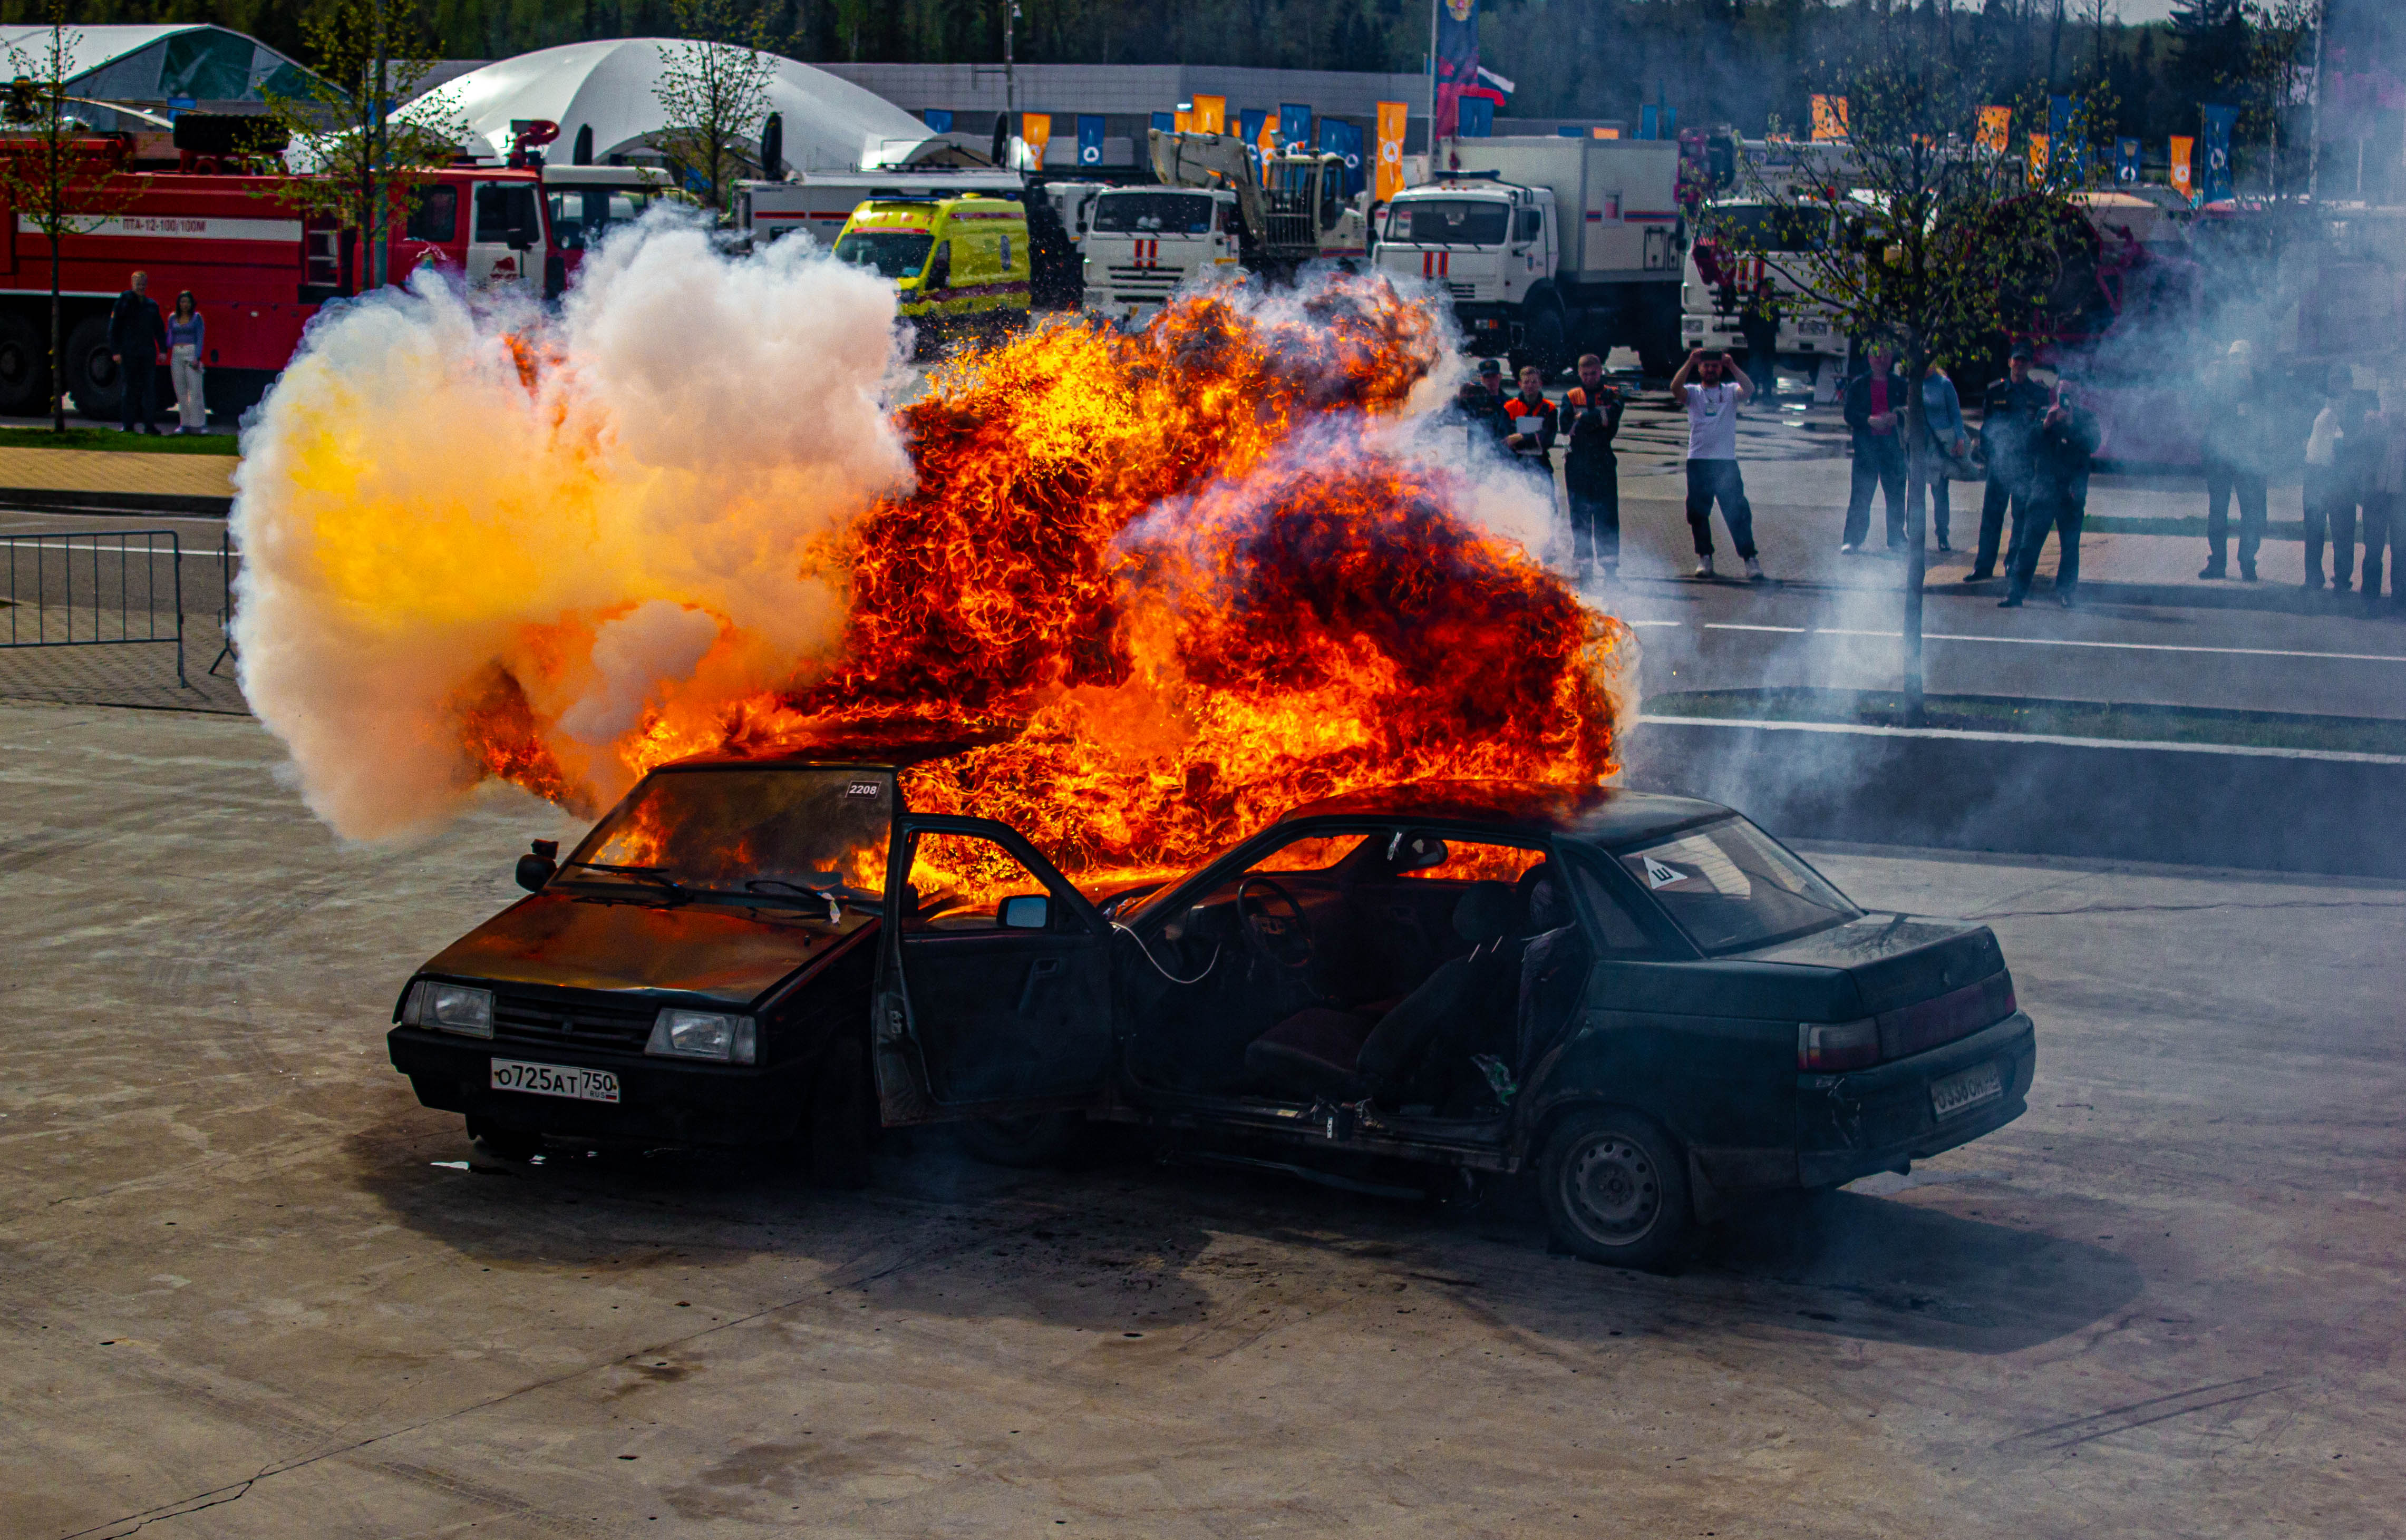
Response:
[390,762,2035,1271]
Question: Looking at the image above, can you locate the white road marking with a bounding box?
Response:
[1811,627,2406,665]
[1704,622,1807,633]
[1623,619,1685,628]
[2,540,226,559]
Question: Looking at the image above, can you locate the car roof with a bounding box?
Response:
[1276,780,1733,848]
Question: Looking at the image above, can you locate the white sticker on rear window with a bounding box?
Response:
[1642,856,1685,889]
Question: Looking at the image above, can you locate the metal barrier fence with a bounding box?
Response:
[1,529,186,687]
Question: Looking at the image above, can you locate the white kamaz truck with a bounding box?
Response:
[1078,183,1245,327]
[1372,137,1685,374]
[1681,198,1848,392]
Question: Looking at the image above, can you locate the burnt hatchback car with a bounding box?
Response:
[390,757,2036,1268]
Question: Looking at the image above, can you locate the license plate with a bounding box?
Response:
[1930,1061,2004,1120]
[490,1058,620,1104]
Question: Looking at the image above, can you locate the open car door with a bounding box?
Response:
[871,814,1117,1124]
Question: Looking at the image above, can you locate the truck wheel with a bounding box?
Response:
[0,313,50,414]
[1537,1108,1692,1271]
[809,1036,876,1190]
[956,1111,1084,1168]
[1522,306,1569,378]
[63,316,120,421]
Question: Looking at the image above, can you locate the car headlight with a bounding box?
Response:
[404,981,493,1039]
[646,1009,757,1065]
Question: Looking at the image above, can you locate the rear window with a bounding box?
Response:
[1386,199,1509,244]
[1092,192,1217,234]
[1618,818,1859,954]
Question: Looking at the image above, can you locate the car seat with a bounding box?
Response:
[1243,880,1521,1103]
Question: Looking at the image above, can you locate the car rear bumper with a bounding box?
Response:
[1796,1012,2037,1188]
[388,1026,811,1146]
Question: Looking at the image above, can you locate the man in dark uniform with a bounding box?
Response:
[108,270,168,435]
[1972,342,2051,581]
[2200,338,2269,580]
[1559,352,1624,585]
[2001,381,2102,608]
[1459,356,1513,450]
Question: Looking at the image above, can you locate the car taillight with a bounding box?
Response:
[1798,1018,1879,1072]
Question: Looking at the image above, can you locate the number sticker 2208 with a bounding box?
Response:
[490,1058,621,1104]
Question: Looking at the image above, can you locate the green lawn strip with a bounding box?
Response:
[2081,514,2307,541]
[0,426,237,457]
[1645,687,2406,757]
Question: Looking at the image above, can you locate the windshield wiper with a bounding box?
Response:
[745,879,844,924]
[559,862,690,904]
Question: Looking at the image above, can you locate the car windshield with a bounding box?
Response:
[834,229,934,278]
[558,767,891,909]
[1618,818,1859,954]
[1091,192,1216,233]
[1386,199,1509,244]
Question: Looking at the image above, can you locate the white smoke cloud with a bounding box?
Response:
[230,209,914,841]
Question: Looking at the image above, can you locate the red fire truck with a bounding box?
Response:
[0,134,556,420]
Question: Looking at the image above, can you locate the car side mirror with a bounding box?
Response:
[517,838,558,893]
[997,893,1050,930]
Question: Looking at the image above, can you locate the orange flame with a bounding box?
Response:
[457,274,1630,896]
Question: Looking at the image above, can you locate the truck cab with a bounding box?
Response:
[1374,179,1558,362]
[1681,198,1845,391]
[1078,186,1242,328]
[542,164,671,285]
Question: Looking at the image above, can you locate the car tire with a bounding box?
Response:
[467,1116,544,1161]
[0,310,51,414]
[63,314,121,421]
[1522,304,1568,378]
[809,1036,875,1190]
[1537,1107,1692,1272]
[956,1110,1085,1169]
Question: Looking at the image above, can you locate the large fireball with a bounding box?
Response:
[232,221,1632,891]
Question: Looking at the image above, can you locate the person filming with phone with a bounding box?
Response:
[2001,379,2102,609]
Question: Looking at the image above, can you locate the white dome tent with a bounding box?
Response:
[421,39,941,173]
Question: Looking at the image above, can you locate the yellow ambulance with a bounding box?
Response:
[833,196,1031,343]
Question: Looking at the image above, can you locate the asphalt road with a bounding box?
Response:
[3,701,2400,1537]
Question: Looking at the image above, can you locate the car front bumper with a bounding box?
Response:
[1795,1012,2038,1188]
[388,1026,812,1146]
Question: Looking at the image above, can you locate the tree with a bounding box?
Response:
[0,0,136,432]
[654,0,778,218]
[263,0,462,295]
[2239,0,2315,194]
[1714,59,2088,721]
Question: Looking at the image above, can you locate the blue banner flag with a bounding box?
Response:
[1320,119,1365,196]
[1077,114,1105,167]
[1151,110,1175,135]
[1638,103,1659,140]
[1434,0,1479,139]
[2200,104,2237,201]
[922,108,953,133]
[1458,97,1494,137]
[1239,108,1267,176]
[1280,103,1312,153]
[2116,137,2141,184]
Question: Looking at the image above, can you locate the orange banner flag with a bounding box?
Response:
[1191,95,1226,135]
[1810,94,1849,142]
[1375,101,1409,202]
[1976,106,2011,155]
[2169,136,2195,202]
[1021,112,1051,167]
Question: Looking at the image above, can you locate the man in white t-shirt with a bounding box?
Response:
[1665,348,1764,580]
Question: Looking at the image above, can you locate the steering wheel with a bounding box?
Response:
[1235,875,1316,977]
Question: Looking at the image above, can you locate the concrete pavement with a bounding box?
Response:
[3,701,2400,1537]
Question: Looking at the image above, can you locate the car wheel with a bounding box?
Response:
[956,1110,1084,1169]
[809,1036,875,1190]
[1538,1108,1692,1271]
[467,1116,544,1161]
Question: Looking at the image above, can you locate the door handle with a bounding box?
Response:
[1017,955,1066,1014]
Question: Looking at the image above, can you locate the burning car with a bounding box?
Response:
[388,751,2035,1270]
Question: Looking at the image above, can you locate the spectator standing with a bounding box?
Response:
[1914,358,1971,554]
[2302,366,2351,590]
[2001,381,2102,608]
[1666,347,1764,581]
[167,291,206,434]
[1559,353,1624,586]
[2329,374,2378,596]
[1461,356,1512,449]
[1841,343,1910,552]
[2199,338,2271,581]
[106,270,167,435]
[2365,387,2406,617]
[1502,364,1557,474]
[1972,342,2051,581]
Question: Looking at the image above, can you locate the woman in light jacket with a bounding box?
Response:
[1914,359,1971,552]
[167,291,205,433]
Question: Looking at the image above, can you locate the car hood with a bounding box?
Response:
[421,892,845,1005]
[1744,913,2006,1014]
